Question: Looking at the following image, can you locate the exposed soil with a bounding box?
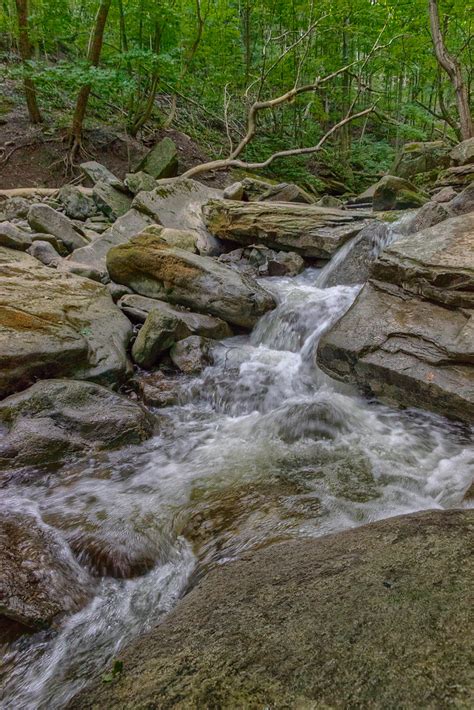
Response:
[0,105,227,191]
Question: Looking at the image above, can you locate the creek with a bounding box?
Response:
[2,217,473,708]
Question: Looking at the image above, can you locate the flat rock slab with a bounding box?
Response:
[28,203,89,252]
[133,178,223,255]
[0,247,132,398]
[202,200,370,258]
[373,212,474,308]
[317,280,474,423]
[107,234,275,329]
[70,509,474,709]
[0,509,92,630]
[0,379,154,469]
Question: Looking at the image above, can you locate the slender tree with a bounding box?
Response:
[15,0,42,123]
[428,0,473,140]
[70,0,112,155]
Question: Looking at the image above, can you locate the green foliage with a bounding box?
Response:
[1,0,471,186]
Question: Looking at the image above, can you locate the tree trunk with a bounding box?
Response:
[428,0,473,140]
[15,0,42,123]
[70,0,112,150]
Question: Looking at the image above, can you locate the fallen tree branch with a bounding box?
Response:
[0,187,93,198]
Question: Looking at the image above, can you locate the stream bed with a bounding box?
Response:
[1,230,473,709]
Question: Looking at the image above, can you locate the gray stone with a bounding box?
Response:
[69,208,155,271]
[108,234,275,329]
[404,200,450,234]
[203,200,371,259]
[257,182,315,204]
[0,221,32,251]
[92,181,133,221]
[58,186,96,220]
[119,294,233,339]
[447,182,474,216]
[315,194,344,208]
[0,510,92,630]
[107,282,133,303]
[133,137,178,179]
[450,138,474,166]
[170,335,214,373]
[4,196,30,220]
[0,379,154,469]
[223,182,244,200]
[132,311,180,369]
[246,245,304,276]
[124,171,157,195]
[317,213,474,423]
[80,161,124,189]
[140,225,198,252]
[372,175,428,211]
[71,510,474,710]
[391,140,450,179]
[0,247,132,399]
[27,240,61,266]
[133,177,223,255]
[31,232,69,256]
[432,186,457,203]
[27,204,89,252]
[435,164,474,188]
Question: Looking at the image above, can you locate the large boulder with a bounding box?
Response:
[0,509,92,630]
[372,175,428,211]
[450,138,474,166]
[107,234,275,329]
[435,164,474,189]
[317,213,474,423]
[69,208,155,271]
[70,509,473,709]
[80,161,124,190]
[133,137,178,179]
[92,181,132,220]
[0,221,32,251]
[119,294,232,338]
[27,204,89,252]
[59,186,96,221]
[133,178,223,255]
[0,247,132,398]
[0,379,154,469]
[391,140,450,179]
[202,200,370,259]
[131,310,180,369]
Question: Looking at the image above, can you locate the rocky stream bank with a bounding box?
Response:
[0,136,473,707]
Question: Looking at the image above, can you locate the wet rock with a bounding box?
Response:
[4,196,30,220]
[203,200,370,259]
[71,510,474,710]
[124,171,157,195]
[0,510,92,630]
[0,379,154,468]
[223,182,245,200]
[391,140,450,180]
[69,208,155,271]
[80,161,124,190]
[133,370,184,408]
[372,175,428,211]
[134,137,178,179]
[27,239,61,266]
[170,335,215,373]
[447,182,474,216]
[108,233,275,329]
[27,204,89,253]
[132,311,180,369]
[450,137,474,166]
[140,224,198,252]
[319,221,388,288]
[0,247,132,398]
[317,213,474,423]
[0,221,32,251]
[432,186,457,203]
[93,181,133,221]
[246,244,304,276]
[133,177,223,255]
[257,182,315,204]
[58,186,96,221]
[119,294,232,338]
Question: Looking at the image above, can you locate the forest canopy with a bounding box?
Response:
[0,0,472,189]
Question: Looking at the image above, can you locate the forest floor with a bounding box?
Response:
[0,75,226,190]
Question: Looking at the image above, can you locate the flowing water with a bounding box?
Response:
[2,219,473,708]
